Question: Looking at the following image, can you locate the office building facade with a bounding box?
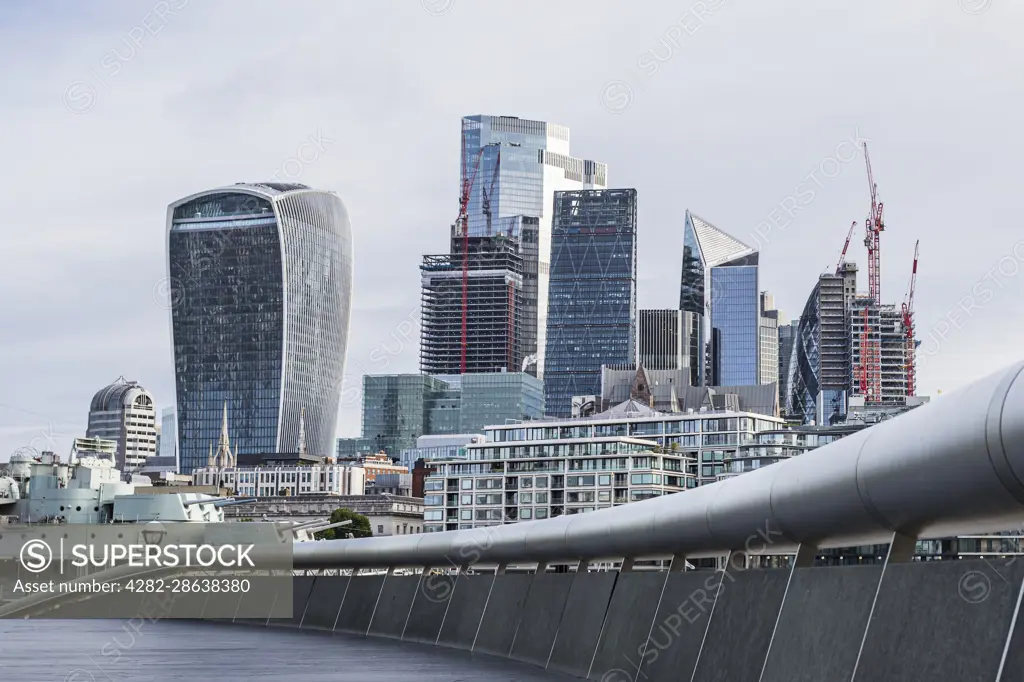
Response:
[459,372,544,432]
[638,309,701,382]
[360,374,451,456]
[544,189,637,417]
[86,377,158,473]
[343,372,544,456]
[459,115,608,377]
[167,183,353,474]
[679,210,760,387]
[759,292,780,385]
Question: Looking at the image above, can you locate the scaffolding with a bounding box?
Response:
[420,233,531,375]
[850,297,908,406]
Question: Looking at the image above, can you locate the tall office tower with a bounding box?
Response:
[459,115,607,377]
[758,292,780,385]
[787,263,859,423]
[167,183,353,474]
[679,210,760,387]
[638,309,701,381]
[544,189,637,417]
[420,224,537,374]
[86,377,157,473]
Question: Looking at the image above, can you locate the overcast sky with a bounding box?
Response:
[1,0,1021,458]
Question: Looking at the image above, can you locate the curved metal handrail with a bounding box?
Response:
[294,361,1024,570]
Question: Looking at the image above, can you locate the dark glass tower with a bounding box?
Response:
[166,183,353,474]
[544,189,637,417]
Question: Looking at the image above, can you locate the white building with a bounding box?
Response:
[422,398,785,532]
[86,377,157,473]
[70,436,117,460]
[191,463,366,498]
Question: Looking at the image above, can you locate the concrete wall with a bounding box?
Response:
[225,559,1024,681]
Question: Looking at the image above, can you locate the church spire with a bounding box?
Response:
[296,407,307,455]
[213,400,235,468]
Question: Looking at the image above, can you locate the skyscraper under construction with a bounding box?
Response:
[419,115,608,378]
[420,222,538,375]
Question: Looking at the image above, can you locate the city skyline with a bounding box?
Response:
[3,1,1021,459]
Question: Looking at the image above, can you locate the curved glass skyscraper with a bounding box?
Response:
[166,183,352,474]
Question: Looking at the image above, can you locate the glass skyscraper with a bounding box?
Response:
[167,183,353,474]
[544,189,637,417]
[679,210,760,387]
[459,115,607,377]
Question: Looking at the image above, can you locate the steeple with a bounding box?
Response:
[296,407,307,455]
[213,401,235,468]
[630,365,653,405]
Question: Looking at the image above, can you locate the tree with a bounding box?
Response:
[315,507,372,540]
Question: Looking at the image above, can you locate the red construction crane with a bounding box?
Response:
[860,143,885,403]
[902,240,920,397]
[863,143,885,304]
[835,221,857,274]
[454,127,494,373]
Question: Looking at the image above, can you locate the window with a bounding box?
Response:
[520,493,533,504]
[535,508,549,519]
[521,477,533,488]
[424,511,442,522]
[535,476,549,488]
[536,492,549,504]
[424,494,443,506]
[521,508,533,520]
[598,474,611,486]
[377,525,385,533]
[460,509,472,520]
[598,491,611,502]
[460,493,473,505]
[461,479,473,490]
